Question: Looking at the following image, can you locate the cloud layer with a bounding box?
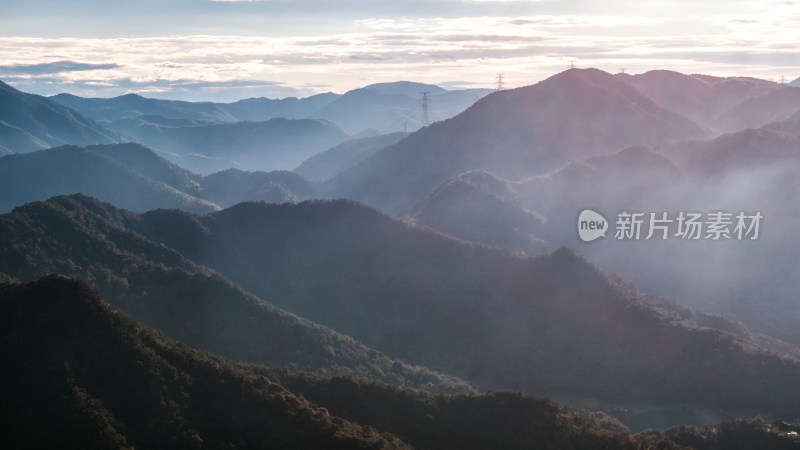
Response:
[1,1,798,101]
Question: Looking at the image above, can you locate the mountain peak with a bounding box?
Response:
[363,81,447,96]
[540,68,625,87]
[329,68,707,214]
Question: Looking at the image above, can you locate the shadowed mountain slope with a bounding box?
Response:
[12,275,784,448]
[618,70,781,130]
[713,86,800,132]
[0,195,471,393]
[406,171,549,255]
[0,274,405,449]
[110,115,351,173]
[0,143,218,214]
[294,132,410,181]
[124,197,800,423]
[0,80,118,152]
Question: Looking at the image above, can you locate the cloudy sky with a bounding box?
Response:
[1,0,798,102]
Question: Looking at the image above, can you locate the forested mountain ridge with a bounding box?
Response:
[0,142,314,213]
[0,274,408,449]
[0,194,473,393]
[5,274,800,449]
[0,143,218,214]
[73,195,800,424]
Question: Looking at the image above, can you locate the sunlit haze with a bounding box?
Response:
[1,0,799,101]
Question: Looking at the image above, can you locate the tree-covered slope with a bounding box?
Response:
[0,275,408,449]
[129,198,800,421]
[0,194,471,393]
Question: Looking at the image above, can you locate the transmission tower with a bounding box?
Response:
[420,91,430,128]
[619,68,626,74]
[569,59,576,69]
[496,73,505,90]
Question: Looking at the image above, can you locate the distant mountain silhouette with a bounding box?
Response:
[200,168,312,208]
[310,87,419,134]
[52,91,340,123]
[122,196,800,424]
[325,68,708,214]
[365,81,492,127]
[366,81,448,96]
[219,93,341,122]
[0,143,218,213]
[0,80,118,152]
[618,70,780,131]
[294,132,410,180]
[0,141,319,214]
[52,82,487,137]
[762,108,800,135]
[110,115,352,173]
[0,194,470,393]
[713,85,800,132]
[312,82,490,134]
[666,126,800,174]
[52,92,238,122]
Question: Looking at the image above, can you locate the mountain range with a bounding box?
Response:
[9,274,799,448]
[51,82,491,135]
[0,194,472,393]
[0,143,316,213]
[5,67,800,444]
[51,91,339,123]
[5,70,800,349]
[323,68,710,214]
[108,115,353,173]
[40,82,490,173]
[4,194,800,431]
[391,118,800,346]
[617,70,782,131]
[299,69,800,350]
